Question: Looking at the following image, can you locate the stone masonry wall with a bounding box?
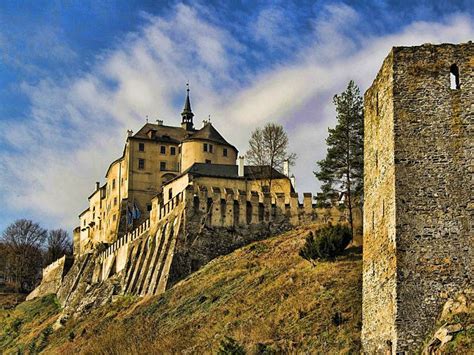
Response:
[362,50,398,354]
[392,43,473,352]
[362,42,473,354]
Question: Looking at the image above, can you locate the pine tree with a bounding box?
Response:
[314,80,364,239]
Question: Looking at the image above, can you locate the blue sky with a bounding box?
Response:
[0,0,472,233]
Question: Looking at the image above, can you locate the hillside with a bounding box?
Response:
[1,225,363,354]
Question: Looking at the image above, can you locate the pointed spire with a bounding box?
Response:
[181,82,194,130]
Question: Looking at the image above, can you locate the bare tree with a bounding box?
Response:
[245,123,296,191]
[44,229,72,266]
[1,219,47,292]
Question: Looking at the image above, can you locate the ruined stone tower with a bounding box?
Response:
[362,42,473,353]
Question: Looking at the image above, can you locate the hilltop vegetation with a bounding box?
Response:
[1,225,363,354]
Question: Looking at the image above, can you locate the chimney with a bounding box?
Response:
[127,129,133,137]
[238,156,245,177]
[290,174,296,189]
[156,120,163,126]
[96,182,100,191]
[283,159,289,177]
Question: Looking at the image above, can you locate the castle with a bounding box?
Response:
[27,42,471,354]
[362,42,473,353]
[27,85,347,306]
[74,86,295,256]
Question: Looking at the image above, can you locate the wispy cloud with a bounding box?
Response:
[0,2,472,231]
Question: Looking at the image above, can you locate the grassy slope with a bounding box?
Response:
[0,294,60,353]
[1,225,363,354]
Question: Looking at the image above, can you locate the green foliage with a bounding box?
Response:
[299,225,352,262]
[37,325,53,351]
[255,343,277,354]
[0,295,60,352]
[27,340,36,354]
[314,81,364,237]
[218,336,246,355]
[332,312,344,326]
[11,318,23,333]
[68,331,75,342]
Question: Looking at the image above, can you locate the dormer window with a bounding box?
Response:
[147,130,157,139]
[450,64,460,90]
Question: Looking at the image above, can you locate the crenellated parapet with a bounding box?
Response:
[181,183,347,228]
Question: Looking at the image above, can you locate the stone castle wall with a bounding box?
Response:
[34,184,350,313]
[362,42,473,353]
[95,185,348,296]
[362,50,398,354]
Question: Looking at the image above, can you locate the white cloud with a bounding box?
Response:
[0,3,472,231]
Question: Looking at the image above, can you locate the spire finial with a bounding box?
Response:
[181,82,194,130]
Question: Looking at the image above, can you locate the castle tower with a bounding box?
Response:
[181,83,194,131]
[362,43,473,353]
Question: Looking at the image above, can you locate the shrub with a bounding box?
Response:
[217,336,246,355]
[332,311,344,326]
[299,224,351,262]
[255,343,277,354]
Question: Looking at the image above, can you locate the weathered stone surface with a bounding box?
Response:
[26,256,73,301]
[362,42,473,353]
[441,289,472,319]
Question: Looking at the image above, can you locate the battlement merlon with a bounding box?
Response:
[150,182,348,231]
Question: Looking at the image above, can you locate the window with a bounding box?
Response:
[170,147,176,155]
[203,143,208,152]
[160,162,166,171]
[138,158,145,170]
[114,197,117,206]
[112,179,115,189]
[223,148,228,157]
[139,142,145,152]
[147,204,152,212]
[205,159,211,164]
[450,64,460,89]
[209,144,213,153]
[168,188,172,201]
[178,146,181,154]
[160,146,166,154]
[113,214,116,221]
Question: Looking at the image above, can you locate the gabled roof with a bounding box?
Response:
[166,163,288,183]
[132,123,192,143]
[184,122,237,150]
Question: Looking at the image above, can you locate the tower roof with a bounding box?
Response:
[184,122,236,150]
[181,84,194,118]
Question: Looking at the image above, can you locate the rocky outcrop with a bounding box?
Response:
[424,289,473,354]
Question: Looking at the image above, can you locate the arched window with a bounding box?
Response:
[450,64,460,90]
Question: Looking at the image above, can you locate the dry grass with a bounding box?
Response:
[2,225,363,354]
[0,294,60,353]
